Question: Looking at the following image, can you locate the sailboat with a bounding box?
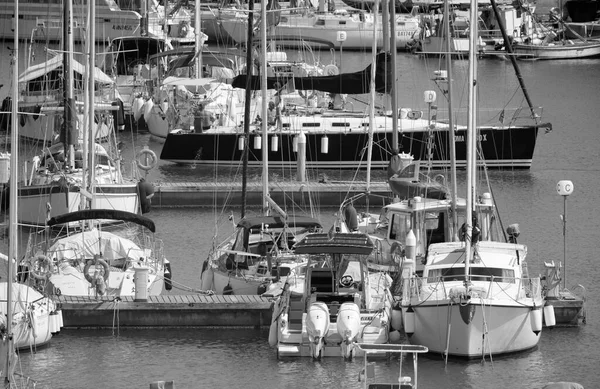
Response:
[199,2,323,296]
[16,0,154,228]
[397,0,553,359]
[1,0,62,360]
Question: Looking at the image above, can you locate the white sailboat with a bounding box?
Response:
[17,0,153,228]
[397,0,553,359]
[199,2,323,296]
[1,0,62,359]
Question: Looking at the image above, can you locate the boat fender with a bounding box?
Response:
[544,304,556,327]
[531,306,543,335]
[344,204,358,231]
[268,319,278,347]
[111,100,125,131]
[132,96,145,122]
[136,147,158,172]
[163,261,172,291]
[223,282,233,295]
[30,255,52,280]
[143,98,155,119]
[83,257,110,285]
[137,179,155,214]
[404,306,415,337]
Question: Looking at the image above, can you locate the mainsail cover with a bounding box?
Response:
[231,52,392,95]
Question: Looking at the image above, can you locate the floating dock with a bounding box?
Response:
[56,295,273,328]
[152,181,390,207]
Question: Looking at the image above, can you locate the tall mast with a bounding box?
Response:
[241,0,255,219]
[6,0,19,382]
[62,0,76,170]
[261,0,269,214]
[390,0,398,156]
[444,0,458,239]
[465,0,479,280]
[195,0,203,79]
[366,0,380,190]
[85,0,97,211]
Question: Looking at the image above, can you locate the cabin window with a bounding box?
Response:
[426,267,515,283]
[389,213,411,241]
[425,212,446,244]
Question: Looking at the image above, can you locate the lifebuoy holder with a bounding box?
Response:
[136,147,158,172]
[83,257,110,285]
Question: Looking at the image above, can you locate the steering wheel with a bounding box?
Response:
[339,274,354,288]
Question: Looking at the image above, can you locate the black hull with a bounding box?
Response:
[160,124,547,170]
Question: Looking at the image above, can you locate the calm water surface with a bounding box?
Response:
[0,35,599,388]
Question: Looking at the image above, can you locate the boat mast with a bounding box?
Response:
[489,0,538,123]
[389,0,398,156]
[261,0,269,214]
[86,0,97,211]
[366,0,380,190]
[241,0,255,219]
[6,0,18,382]
[195,0,203,79]
[444,0,458,239]
[63,0,76,170]
[465,0,479,280]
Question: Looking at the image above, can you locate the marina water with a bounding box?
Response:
[1,40,599,388]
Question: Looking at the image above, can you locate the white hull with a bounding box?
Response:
[402,300,542,357]
[220,12,420,50]
[0,282,62,350]
[0,0,142,42]
[513,41,600,59]
[47,265,164,298]
[208,268,269,295]
[17,109,111,144]
[18,184,140,227]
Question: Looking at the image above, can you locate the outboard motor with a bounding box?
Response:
[336,302,361,359]
[306,302,330,359]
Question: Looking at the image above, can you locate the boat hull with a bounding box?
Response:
[402,300,542,357]
[18,184,140,227]
[220,12,420,50]
[160,123,544,169]
[513,41,600,59]
[0,1,142,42]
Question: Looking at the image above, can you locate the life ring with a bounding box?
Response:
[136,147,158,171]
[30,255,52,280]
[83,258,110,285]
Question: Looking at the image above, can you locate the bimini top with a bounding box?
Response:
[237,216,322,230]
[294,233,374,255]
[47,209,156,232]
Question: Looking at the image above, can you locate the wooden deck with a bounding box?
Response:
[56,294,274,328]
[152,180,391,207]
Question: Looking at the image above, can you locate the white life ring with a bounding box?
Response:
[136,148,158,171]
[83,258,110,285]
[30,255,52,280]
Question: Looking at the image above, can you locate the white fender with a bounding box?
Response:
[531,306,543,335]
[132,97,145,122]
[391,307,403,331]
[143,98,155,119]
[404,306,415,336]
[543,304,556,327]
[268,320,278,347]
